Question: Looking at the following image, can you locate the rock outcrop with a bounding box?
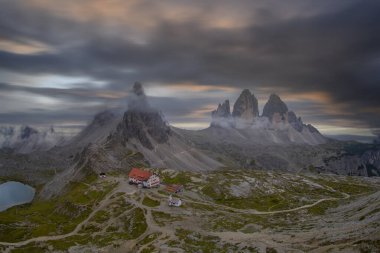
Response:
[115,82,171,150]
[287,111,304,132]
[20,126,38,140]
[262,94,288,121]
[232,89,259,121]
[212,100,231,118]
[91,111,116,127]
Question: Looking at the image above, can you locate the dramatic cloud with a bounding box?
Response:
[0,0,379,140]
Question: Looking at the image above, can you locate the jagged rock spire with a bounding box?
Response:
[212,100,231,118]
[132,81,145,96]
[232,89,259,121]
[262,94,288,120]
[128,81,150,111]
[116,81,171,150]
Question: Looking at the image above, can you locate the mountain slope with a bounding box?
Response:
[109,82,222,171]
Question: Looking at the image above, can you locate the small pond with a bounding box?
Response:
[0,181,35,212]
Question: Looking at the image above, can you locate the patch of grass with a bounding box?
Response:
[152,211,183,226]
[202,184,293,211]
[313,177,376,196]
[307,200,339,215]
[162,171,192,185]
[10,242,48,253]
[359,207,380,221]
[122,207,147,239]
[354,239,380,253]
[266,247,278,253]
[48,234,92,251]
[241,246,260,252]
[172,229,237,253]
[207,212,248,231]
[91,210,111,224]
[139,232,161,246]
[141,244,156,253]
[142,196,160,207]
[80,223,99,233]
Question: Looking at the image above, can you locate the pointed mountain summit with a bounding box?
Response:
[20,126,38,140]
[115,82,171,149]
[262,94,288,121]
[128,81,151,111]
[232,89,259,121]
[212,100,231,118]
[68,110,120,147]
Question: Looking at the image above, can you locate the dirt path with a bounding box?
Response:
[114,191,176,253]
[154,189,350,216]
[0,177,135,248]
[0,177,354,251]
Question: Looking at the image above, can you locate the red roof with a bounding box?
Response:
[128,168,152,181]
[165,184,184,192]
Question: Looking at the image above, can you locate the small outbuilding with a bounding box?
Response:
[168,195,182,207]
[165,184,184,194]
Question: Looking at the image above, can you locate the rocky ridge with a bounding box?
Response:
[210,89,325,144]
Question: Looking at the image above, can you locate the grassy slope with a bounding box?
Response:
[1,169,379,252]
[0,173,116,242]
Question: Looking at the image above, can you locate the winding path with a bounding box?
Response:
[0,177,134,248]
[0,178,351,249]
[154,188,351,215]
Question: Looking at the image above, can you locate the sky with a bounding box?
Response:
[0,0,379,140]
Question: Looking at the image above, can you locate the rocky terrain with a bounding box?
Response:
[0,169,379,252]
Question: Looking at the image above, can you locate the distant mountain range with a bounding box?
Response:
[0,125,65,153]
[0,82,379,198]
[210,88,326,145]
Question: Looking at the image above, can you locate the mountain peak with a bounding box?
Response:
[114,82,171,150]
[128,81,150,112]
[232,89,259,121]
[212,100,231,118]
[262,93,288,119]
[20,126,38,140]
[132,81,145,97]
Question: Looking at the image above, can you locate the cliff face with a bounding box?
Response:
[262,94,288,120]
[212,100,231,119]
[114,82,171,150]
[323,149,380,176]
[232,89,259,121]
[117,110,171,150]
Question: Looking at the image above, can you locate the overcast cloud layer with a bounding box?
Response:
[0,0,379,139]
